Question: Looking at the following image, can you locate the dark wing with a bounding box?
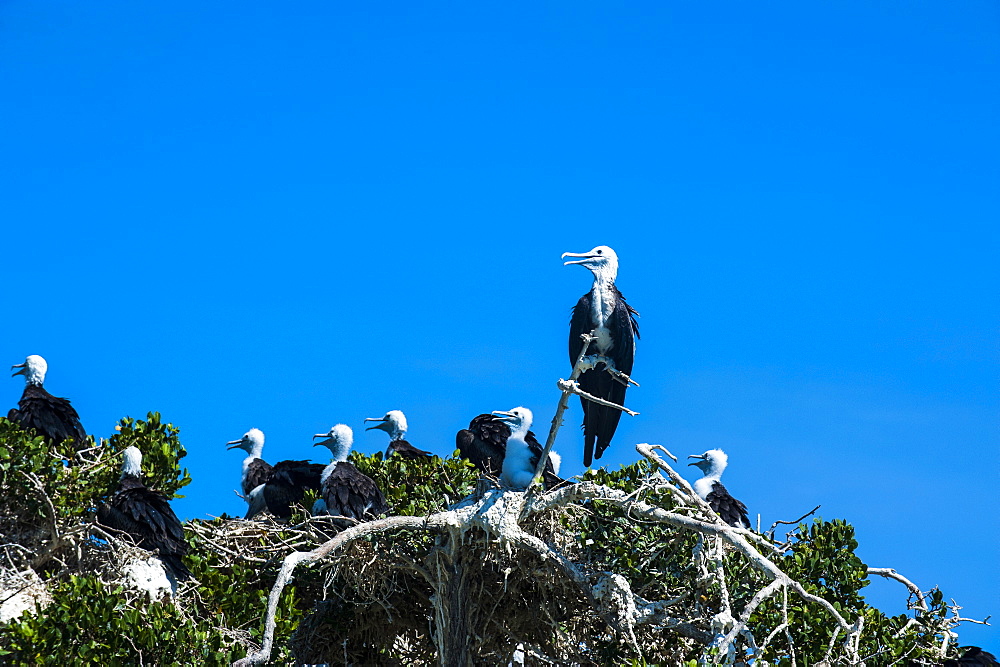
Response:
[260,460,326,518]
[568,293,594,365]
[321,462,389,522]
[588,288,639,462]
[943,647,999,667]
[524,430,566,489]
[705,481,750,529]
[389,439,434,459]
[97,481,190,580]
[243,458,274,496]
[570,293,604,466]
[12,384,88,450]
[574,289,640,466]
[611,287,639,374]
[457,415,507,476]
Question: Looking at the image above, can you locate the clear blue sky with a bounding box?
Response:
[2,1,997,650]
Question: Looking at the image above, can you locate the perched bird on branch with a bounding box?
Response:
[97,446,191,581]
[365,410,433,459]
[313,424,389,523]
[226,428,324,520]
[8,354,88,452]
[688,449,751,529]
[456,413,556,481]
[491,407,562,489]
[562,246,639,467]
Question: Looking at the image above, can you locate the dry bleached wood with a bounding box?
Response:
[530,330,638,488]
[236,441,899,666]
[233,367,981,666]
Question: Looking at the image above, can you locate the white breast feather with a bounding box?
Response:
[693,477,717,501]
[589,285,617,355]
[241,456,257,492]
[501,436,536,489]
[593,326,614,355]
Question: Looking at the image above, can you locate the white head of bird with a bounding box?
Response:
[121,446,143,478]
[492,407,533,439]
[688,449,729,479]
[11,354,48,386]
[314,424,354,462]
[227,428,265,457]
[562,245,619,284]
[365,410,407,440]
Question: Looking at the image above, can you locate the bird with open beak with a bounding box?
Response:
[561,245,640,467]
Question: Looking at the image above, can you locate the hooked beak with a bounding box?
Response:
[491,410,516,425]
[364,417,390,432]
[226,439,243,450]
[11,363,26,377]
[313,434,333,447]
[687,454,707,467]
[561,251,598,267]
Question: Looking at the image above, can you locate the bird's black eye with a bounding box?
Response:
[596,249,603,254]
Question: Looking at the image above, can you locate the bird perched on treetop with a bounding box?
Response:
[8,354,88,453]
[687,449,750,529]
[562,246,639,467]
[97,446,191,581]
[491,407,563,490]
[365,410,433,459]
[313,424,390,524]
[226,428,324,520]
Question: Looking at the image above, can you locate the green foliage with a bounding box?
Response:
[183,518,309,663]
[106,412,191,498]
[578,462,697,599]
[0,414,980,665]
[0,418,60,526]
[0,413,215,664]
[0,575,242,665]
[0,412,189,534]
[751,519,949,664]
[350,449,478,516]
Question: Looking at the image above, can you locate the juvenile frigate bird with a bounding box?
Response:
[226,428,324,520]
[365,410,433,459]
[8,354,87,450]
[456,413,553,479]
[491,407,563,489]
[687,449,750,529]
[313,424,389,523]
[97,446,191,581]
[562,246,639,467]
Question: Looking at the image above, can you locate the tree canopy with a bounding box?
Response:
[0,412,988,665]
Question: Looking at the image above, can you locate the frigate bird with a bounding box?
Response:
[8,354,87,450]
[491,407,563,489]
[365,410,433,459]
[942,647,999,667]
[456,413,555,479]
[97,446,191,581]
[313,424,389,523]
[226,428,324,520]
[562,246,640,467]
[687,449,750,529]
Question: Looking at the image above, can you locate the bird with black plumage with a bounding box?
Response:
[8,354,88,455]
[687,449,751,529]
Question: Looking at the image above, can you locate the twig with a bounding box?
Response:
[530,331,596,487]
[767,505,822,535]
[556,380,639,416]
